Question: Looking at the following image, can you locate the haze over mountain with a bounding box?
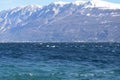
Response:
[0,0,120,42]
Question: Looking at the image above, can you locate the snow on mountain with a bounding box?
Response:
[87,0,120,9]
[54,1,70,6]
[9,5,42,16]
[0,0,120,42]
[0,5,42,32]
[53,0,120,9]
[73,0,87,6]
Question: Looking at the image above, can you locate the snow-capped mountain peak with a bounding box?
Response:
[53,1,70,6]
[22,5,42,12]
[52,0,120,9]
[18,5,42,11]
[73,0,87,6]
[88,0,120,9]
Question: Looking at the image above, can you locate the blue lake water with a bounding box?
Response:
[0,43,120,80]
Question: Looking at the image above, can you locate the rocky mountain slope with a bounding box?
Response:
[0,0,120,42]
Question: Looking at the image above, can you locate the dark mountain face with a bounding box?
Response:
[0,1,120,42]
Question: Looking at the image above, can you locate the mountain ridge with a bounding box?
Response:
[0,0,120,42]
[1,0,120,12]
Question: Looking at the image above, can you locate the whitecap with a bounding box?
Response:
[51,45,56,48]
[29,73,33,76]
[46,45,50,47]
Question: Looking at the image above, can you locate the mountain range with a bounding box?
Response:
[0,0,120,42]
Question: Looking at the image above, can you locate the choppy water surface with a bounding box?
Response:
[0,43,120,80]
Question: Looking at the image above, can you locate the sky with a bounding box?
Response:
[0,0,120,11]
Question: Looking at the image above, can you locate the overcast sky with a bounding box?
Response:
[0,0,120,11]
